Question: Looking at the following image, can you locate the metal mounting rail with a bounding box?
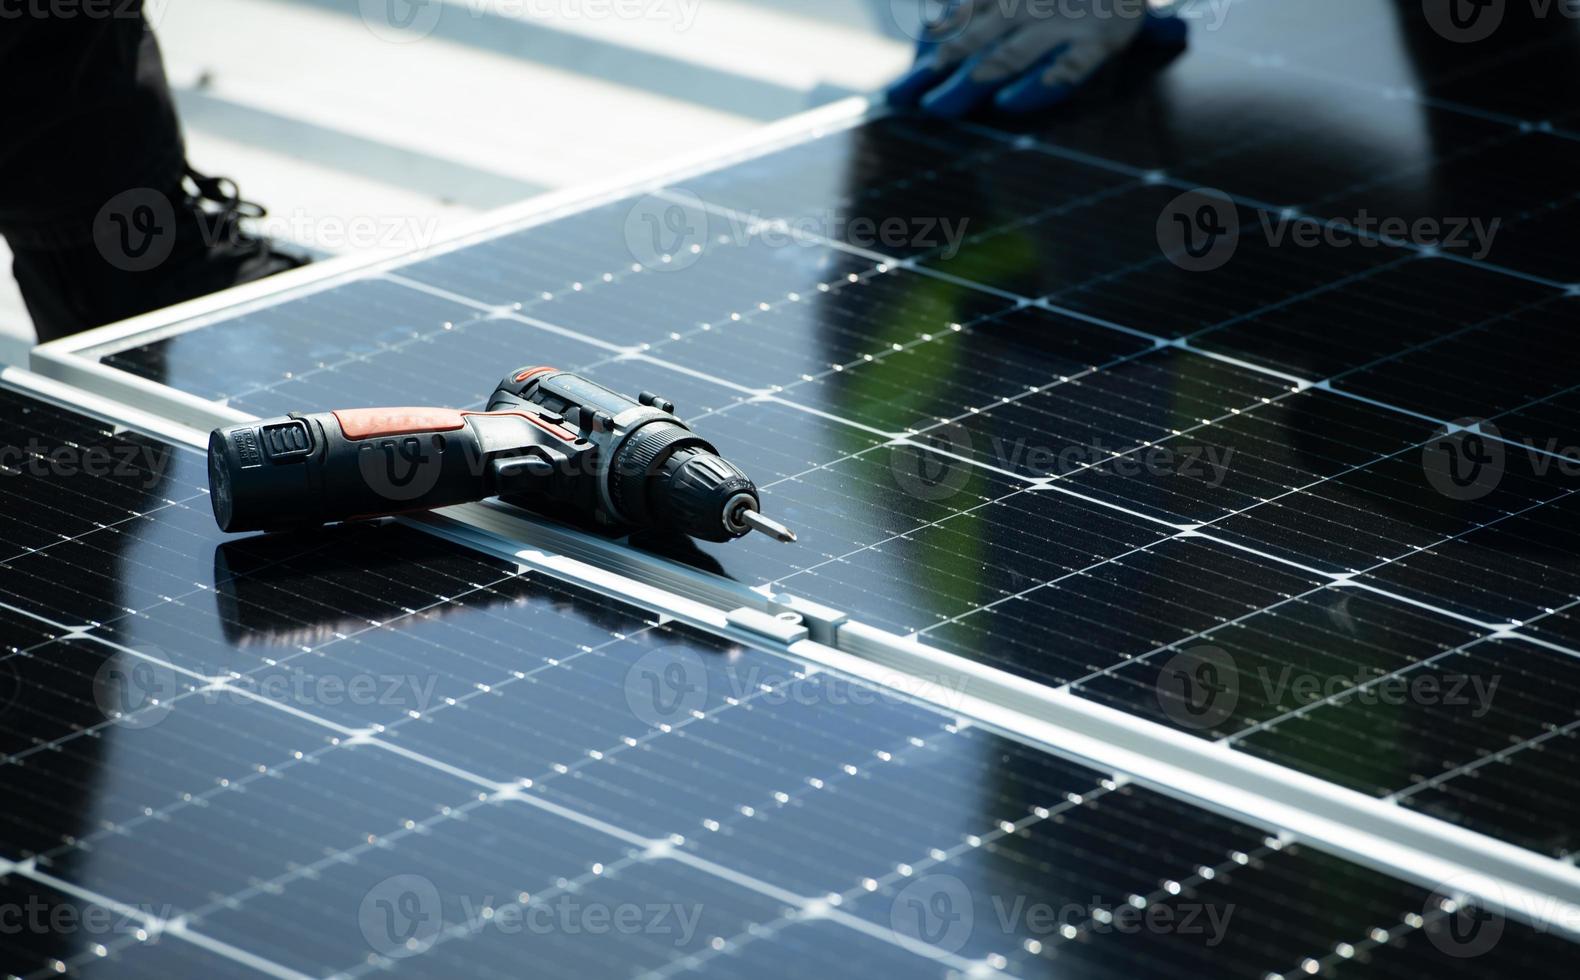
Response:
[419,498,1580,944]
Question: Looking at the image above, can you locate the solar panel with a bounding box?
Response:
[59,43,1580,819]
[66,236,1580,769]
[19,0,1580,972]
[11,383,1575,977]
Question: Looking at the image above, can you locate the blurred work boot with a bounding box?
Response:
[13,167,311,343]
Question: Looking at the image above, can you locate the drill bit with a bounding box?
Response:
[740,509,797,543]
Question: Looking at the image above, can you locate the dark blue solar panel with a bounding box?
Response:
[35,0,1580,969]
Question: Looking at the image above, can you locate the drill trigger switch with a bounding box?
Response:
[493,455,557,482]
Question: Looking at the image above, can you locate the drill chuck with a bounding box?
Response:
[610,424,758,542]
[652,443,758,542]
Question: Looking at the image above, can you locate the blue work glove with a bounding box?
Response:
[887,0,1188,117]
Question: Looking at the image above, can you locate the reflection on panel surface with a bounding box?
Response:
[61,0,1580,965]
[3,384,1573,976]
[89,120,1580,850]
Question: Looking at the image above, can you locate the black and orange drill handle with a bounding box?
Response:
[206,367,796,544]
[207,405,580,532]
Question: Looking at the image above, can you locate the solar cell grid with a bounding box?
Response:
[99,277,487,414]
[1235,633,1579,791]
[4,383,1575,977]
[1398,725,1579,859]
[402,208,897,350]
[70,92,1580,872]
[27,0,1580,971]
[605,268,1018,397]
[920,534,1327,685]
[1053,389,1432,524]
[0,873,258,980]
[1358,493,1580,632]
[924,188,1409,333]
[1193,257,1557,382]
[1175,107,1516,216]
[674,113,1007,218]
[1204,444,1578,574]
[1311,133,1580,284]
[982,47,1301,173]
[1331,297,1580,423]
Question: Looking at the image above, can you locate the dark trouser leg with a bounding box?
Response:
[0,2,189,342]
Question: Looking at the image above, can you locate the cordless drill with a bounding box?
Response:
[206,366,796,544]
